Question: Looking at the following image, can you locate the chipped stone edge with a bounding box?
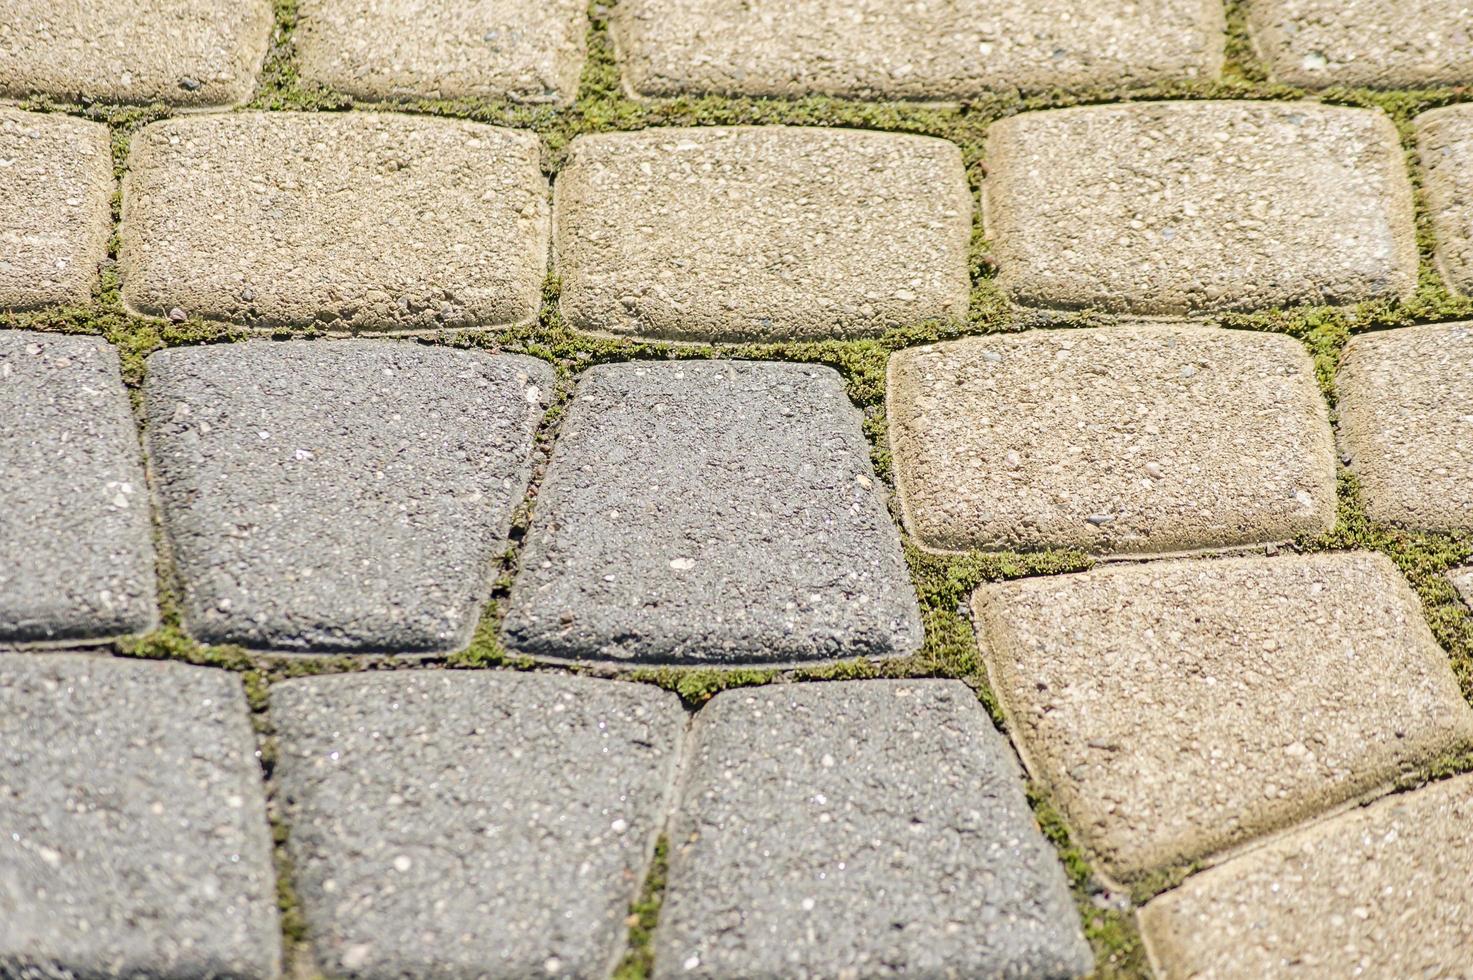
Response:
[1415,106,1473,298]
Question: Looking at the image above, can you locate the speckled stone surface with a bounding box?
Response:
[1452,567,1473,606]
[120,112,549,331]
[554,126,970,341]
[975,552,1473,880]
[887,325,1336,556]
[271,670,685,980]
[0,654,280,979]
[1417,106,1473,296]
[502,360,922,666]
[984,101,1417,314]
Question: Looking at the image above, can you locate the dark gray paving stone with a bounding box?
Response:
[655,680,1092,979]
[0,654,280,978]
[145,341,551,653]
[270,670,686,980]
[502,360,922,666]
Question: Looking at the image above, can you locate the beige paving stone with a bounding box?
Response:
[1337,322,1473,530]
[887,325,1335,557]
[984,101,1417,315]
[614,0,1224,101]
[297,0,587,104]
[120,112,548,331]
[974,552,1473,880]
[1452,566,1473,606]
[1417,106,1473,295]
[0,109,111,310]
[1140,774,1473,979]
[554,126,971,342]
[0,0,272,107]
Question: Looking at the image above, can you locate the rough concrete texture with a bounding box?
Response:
[0,0,272,107]
[887,325,1336,556]
[297,0,587,103]
[120,112,549,331]
[271,670,685,980]
[615,0,1224,100]
[0,109,112,310]
[145,342,551,653]
[1140,774,1473,979]
[1416,106,1473,296]
[1452,566,1473,606]
[502,360,922,666]
[984,101,1417,315]
[974,552,1473,880]
[0,332,156,645]
[0,654,280,978]
[1337,322,1473,530]
[555,126,971,341]
[656,680,1092,980]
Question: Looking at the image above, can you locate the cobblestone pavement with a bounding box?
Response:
[4,2,1473,979]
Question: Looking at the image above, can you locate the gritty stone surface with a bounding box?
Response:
[615,0,1224,100]
[1416,106,1473,296]
[887,325,1336,556]
[974,552,1473,880]
[0,654,280,978]
[145,342,551,653]
[502,361,922,666]
[1140,773,1473,979]
[120,112,549,331]
[0,0,272,107]
[555,126,971,341]
[984,101,1417,314]
[656,680,1092,980]
[0,332,156,645]
[271,670,685,980]
[1452,567,1473,606]
[1337,322,1473,530]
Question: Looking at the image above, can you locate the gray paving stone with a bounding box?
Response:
[984,101,1417,314]
[0,654,280,978]
[270,669,685,980]
[0,332,156,645]
[502,360,922,666]
[1417,106,1473,296]
[555,126,971,341]
[145,341,551,653]
[1451,566,1473,606]
[655,680,1092,980]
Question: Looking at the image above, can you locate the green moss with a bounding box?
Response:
[612,836,670,980]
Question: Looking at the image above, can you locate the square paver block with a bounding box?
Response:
[271,670,685,979]
[0,332,156,644]
[502,360,923,666]
[555,126,971,341]
[974,552,1473,880]
[1247,0,1473,88]
[1417,106,1473,296]
[1140,774,1473,978]
[1338,322,1473,530]
[656,680,1092,979]
[120,112,549,331]
[887,325,1336,556]
[0,654,280,978]
[0,0,272,106]
[614,0,1224,100]
[144,341,551,653]
[0,109,112,309]
[984,101,1417,315]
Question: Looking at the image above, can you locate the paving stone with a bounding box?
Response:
[614,0,1224,101]
[271,669,684,980]
[1417,106,1473,296]
[0,0,272,107]
[1452,567,1473,606]
[974,552,1473,880]
[0,332,156,645]
[502,360,922,666]
[0,654,280,978]
[555,126,971,341]
[984,101,1417,314]
[144,341,551,653]
[1337,322,1473,530]
[120,112,549,331]
[887,325,1336,556]
[1140,773,1473,978]
[655,680,1092,979]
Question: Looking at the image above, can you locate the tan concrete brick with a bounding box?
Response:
[984,101,1417,315]
[1452,567,1473,607]
[554,126,971,342]
[974,552,1473,880]
[1417,106,1473,295]
[887,325,1336,557]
